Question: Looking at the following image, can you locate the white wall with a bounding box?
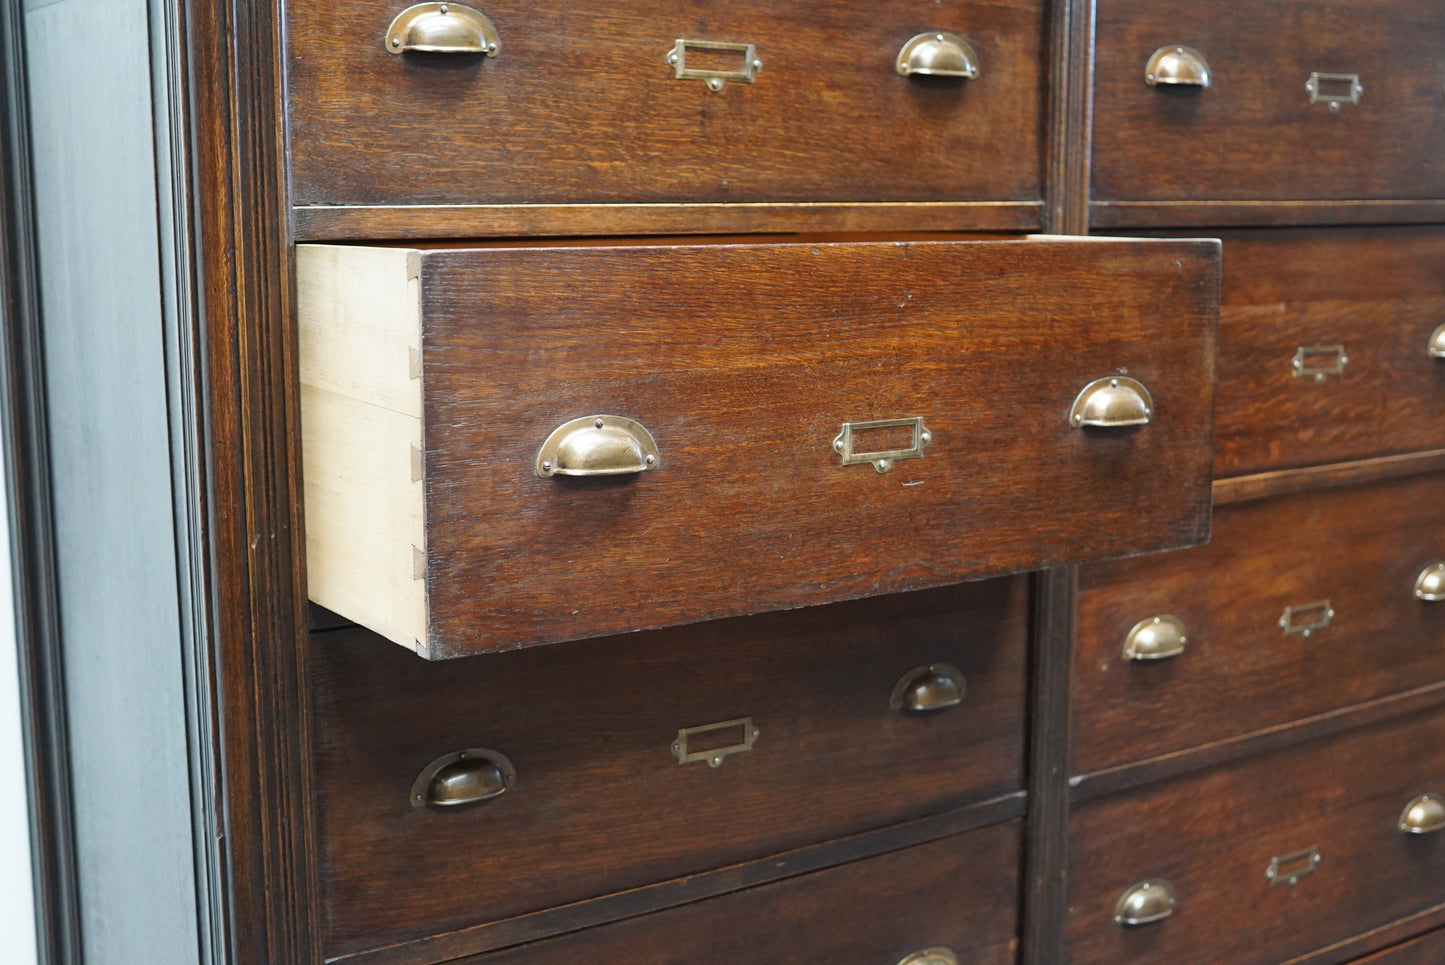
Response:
[0,461,37,964]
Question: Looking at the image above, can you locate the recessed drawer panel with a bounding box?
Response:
[298,238,1218,658]
[1211,229,1445,477]
[1068,704,1445,965]
[311,580,1026,959]
[287,0,1044,210]
[1092,0,1445,204]
[1074,475,1445,776]
[462,821,1022,965]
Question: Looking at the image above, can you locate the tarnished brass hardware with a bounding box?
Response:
[1306,72,1363,112]
[1416,563,1445,601]
[1069,376,1154,428]
[672,717,758,768]
[385,2,499,55]
[1399,793,1445,834]
[1292,344,1349,383]
[535,415,659,478]
[665,39,761,92]
[890,663,966,713]
[1114,879,1177,926]
[1266,847,1321,886]
[896,33,979,79]
[1428,324,1445,359]
[410,748,515,807]
[1123,614,1188,662]
[896,948,959,965]
[833,417,931,474]
[1145,46,1212,87]
[1279,600,1333,638]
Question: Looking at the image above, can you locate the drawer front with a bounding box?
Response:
[287,0,1043,208]
[1213,229,1445,477]
[1067,704,1445,965]
[1352,929,1445,964]
[299,238,1218,657]
[467,821,1022,965]
[312,580,1028,958]
[1074,475,1445,775]
[1092,0,1445,204]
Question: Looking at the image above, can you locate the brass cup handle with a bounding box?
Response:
[1399,793,1445,834]
[896,32,979,79]
[1416,563,1445,601]
[896,949,959,965]
[1069,376,1154,428]
[411,748,515,807]
[890,663,966,712]
[1114,879,1177,926]
[1123,614,1187,661]
[1429,324,1445,359]
[535,415,660,477]
[386,2,500,55]
[1145,45,1212,87]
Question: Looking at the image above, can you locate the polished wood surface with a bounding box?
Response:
[455,821,1023,965]
[1067,703,1445,965]
[1074,474,1445,774]
[1091,0,1445,204]
[311,579,1026,958]
[1351,928,1445,964]
[1209,228,1445,477]
[408,238,1217,656]
[287,0,1044,211]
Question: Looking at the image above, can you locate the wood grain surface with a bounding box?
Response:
[453,821,1024,965]
[1091,0,1445,203]
[1066,703,1445,965]
[410,238,1217,656]
[1073,474,1445,775]
[1348,927,1445,964]
[287,0,1044,208]
[311,579,1026,958]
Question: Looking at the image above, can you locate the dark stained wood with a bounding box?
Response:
[0,2,81,960]
[1044,0,1094,234]
[287,1,1045,212]
[1214,450,1445,507]
[1073,475,1445,775]
[312,580,1028,959]
[445,821,1023,965]
[1091,200,1445,230]
[1338,926,1445,965]
[1023,567,1077,965]
[1071,680,1445,804]
[325,792,1027,965]
[1066,703,1445,965]
[185,0,321,959]
[1207,228,1445,477]
[1091,0,1445,204]
[292,201,1044,240]
[414,238,1218,656]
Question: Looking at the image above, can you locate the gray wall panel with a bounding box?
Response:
[23,0,200,960]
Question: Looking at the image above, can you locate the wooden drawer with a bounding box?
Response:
[457,821,1022,965]
[1092,0,1445,204]
[312,579,1027,959]
[1067,703,1445,965]
[298,238,1219,658]
[1352,929,1445,964]
[287,0,1043,211]
[1073,474,1445,775]
[1211,229,1445,477]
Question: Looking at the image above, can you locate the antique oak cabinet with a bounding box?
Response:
[11,0,1445,963]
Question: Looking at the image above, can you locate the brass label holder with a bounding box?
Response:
[1279,600,1334,638]
[1292,345,1348,383]
[1306,72,1363,112]
[672,717,758,767]
[665,39,761,92]
[1266,847,1321,886]
[833,417,932,474]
